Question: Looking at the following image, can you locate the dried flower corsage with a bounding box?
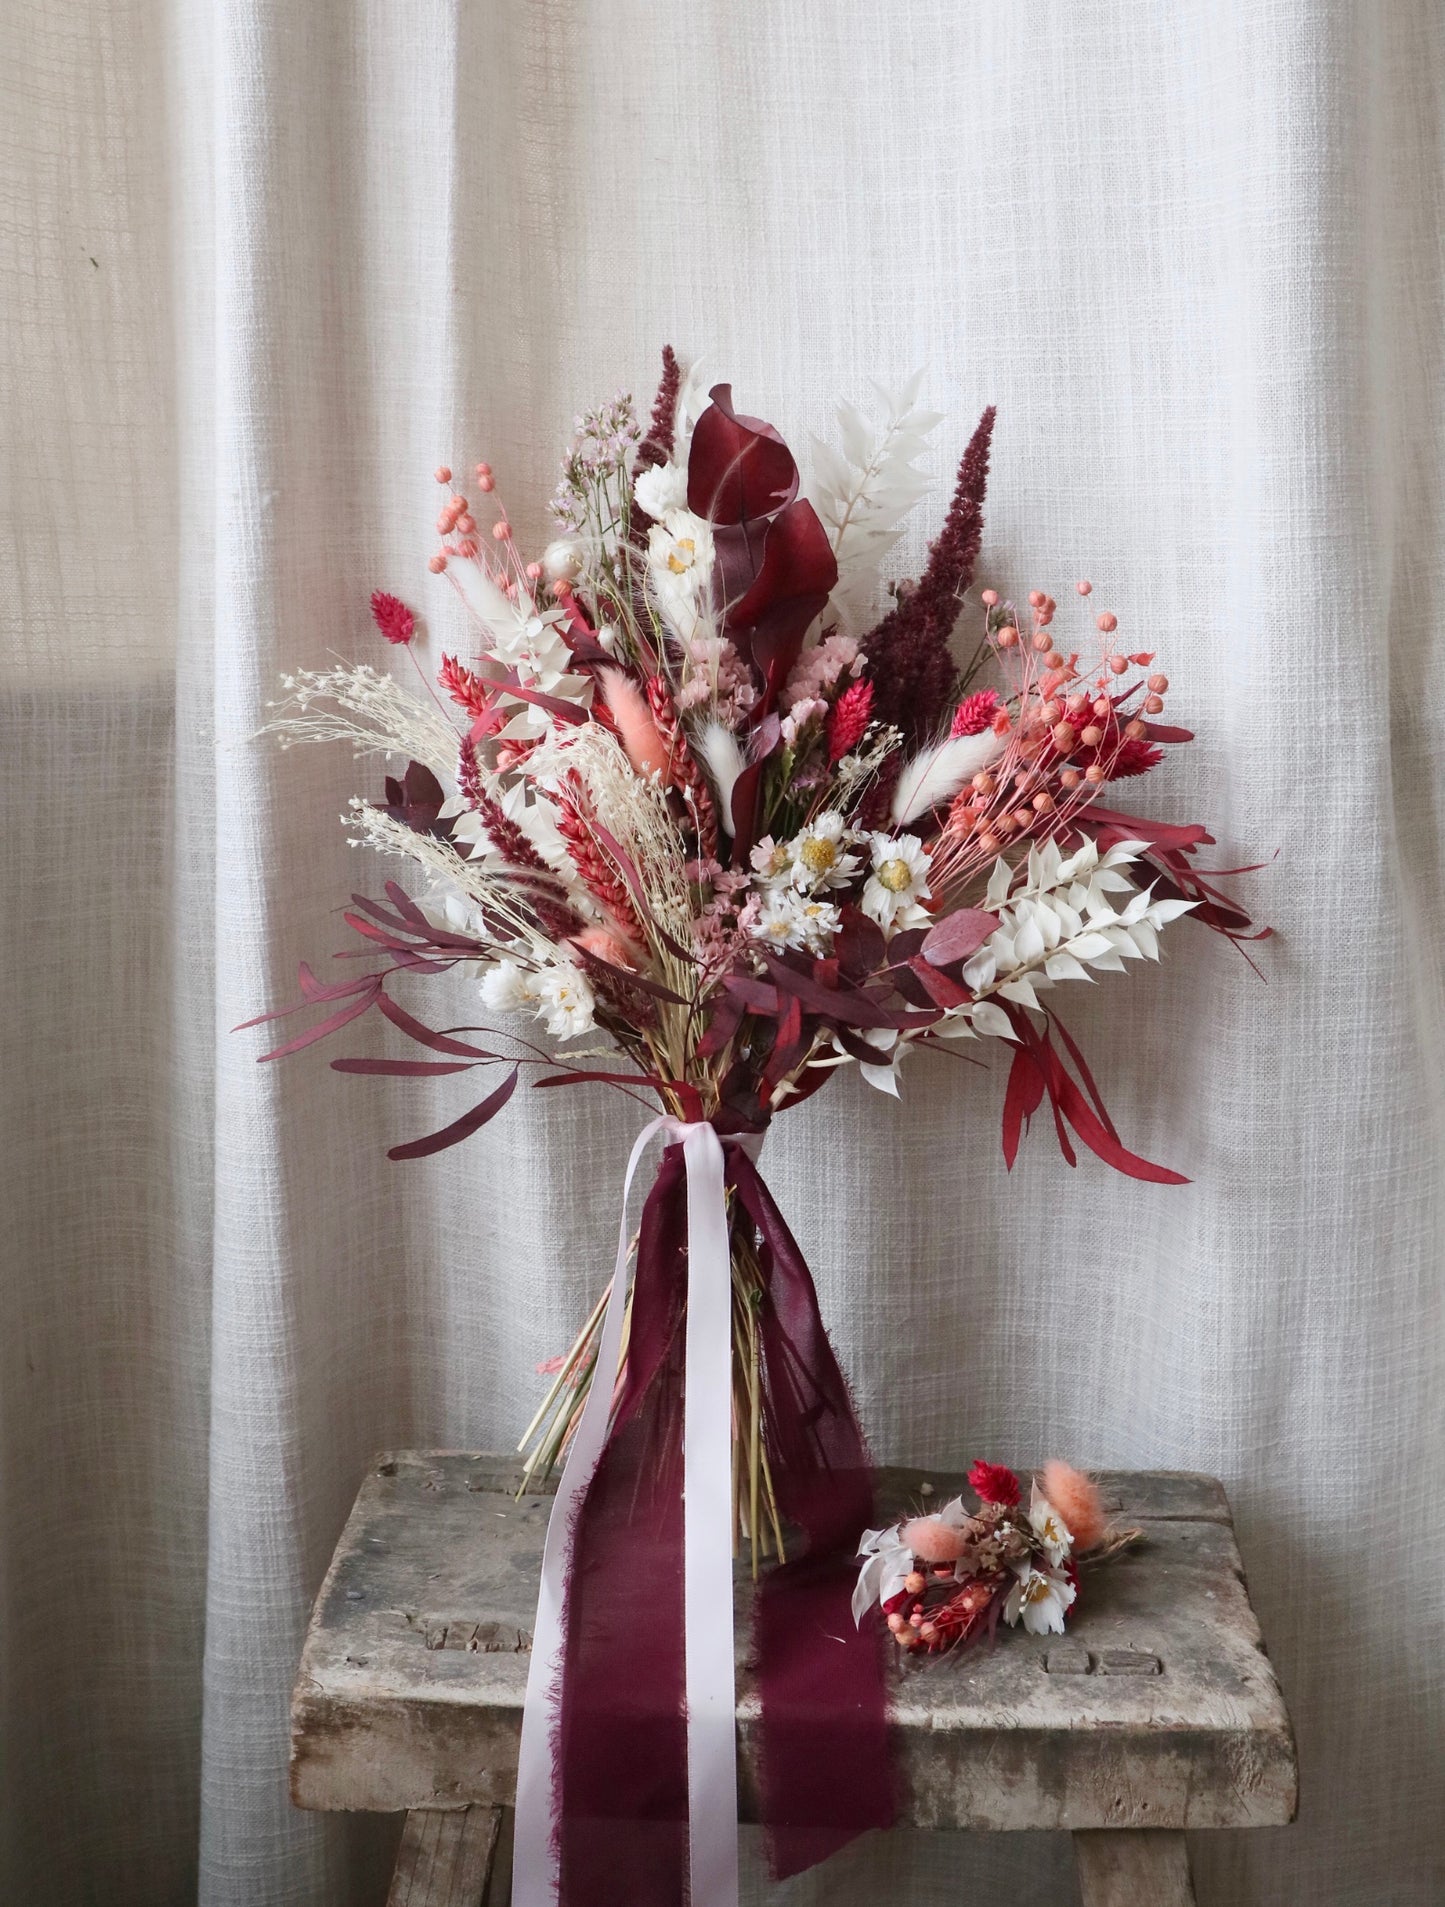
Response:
[853,1460,1135,1654]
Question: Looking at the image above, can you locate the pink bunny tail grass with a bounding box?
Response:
[599,668,672,781]
[901,1516,966,1563]
[1040,1461,1108,1553]
[827,678,874,763]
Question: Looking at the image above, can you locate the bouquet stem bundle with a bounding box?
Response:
[519,1196,786,1573]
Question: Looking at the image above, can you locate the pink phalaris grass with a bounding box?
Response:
[950,688,999,737]
[439,653,498,722]
[1040,1461,1108,1553]
[826,678,874,763]
[645,675,719,858]
[370,589,415,646]
[968,1458,1020,1506]
[863,405,996,745]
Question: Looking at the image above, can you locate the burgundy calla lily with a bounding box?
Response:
[686,384,839,759]
[686,383,799,525]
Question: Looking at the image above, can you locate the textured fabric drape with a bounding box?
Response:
[4,2,1442,1901]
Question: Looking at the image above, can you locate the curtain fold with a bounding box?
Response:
[3,2,1442,1901]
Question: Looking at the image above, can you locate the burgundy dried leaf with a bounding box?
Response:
[375,992,500,1059]
[1001,1043,1047,1169]
[258,982,381,1061]
[387,1065,519,1161]
[904,956,972,1010]
[921,908,999,969]
[331,1056,478,1078]
[380,760,448,836]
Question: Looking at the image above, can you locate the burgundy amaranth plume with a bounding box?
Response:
[629,345,682,545]
[636,344,681,471]
[863,403,996,745]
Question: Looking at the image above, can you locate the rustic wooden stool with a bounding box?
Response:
[291,1454,1297,1905]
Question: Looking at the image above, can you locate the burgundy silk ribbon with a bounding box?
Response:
[517,1123,895,1905]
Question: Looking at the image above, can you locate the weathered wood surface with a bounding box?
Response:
[291,1453,1297,1834]
[386,1804,503,1906]
[1074,1828,1197,1905]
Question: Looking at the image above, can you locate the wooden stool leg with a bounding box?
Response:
[1074,1829,1196,1906]
[387,1805,505,1906]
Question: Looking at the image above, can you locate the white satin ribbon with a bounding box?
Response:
[513,1117,744,1907]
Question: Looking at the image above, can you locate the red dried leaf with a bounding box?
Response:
[1001,1043,1047,1168]
[258,982,381,1060]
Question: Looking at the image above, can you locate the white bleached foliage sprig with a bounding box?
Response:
[811,373,943,636]
[959,838,1196,1019]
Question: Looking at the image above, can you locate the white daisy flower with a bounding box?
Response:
[750,888,840,955]
[749,835,794,884]
[1028,1486,1073,1567]
[633,460,689,521]
[1004,1565,1077,1636]
[533,963,596,1040]
[479,959,538,1014]
[787,811,861,892]
[646,508,714,602]
[861,831,932,930]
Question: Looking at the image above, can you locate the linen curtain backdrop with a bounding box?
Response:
[4,2,1442,1901]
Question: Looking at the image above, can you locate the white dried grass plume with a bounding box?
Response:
[344,800,557,960]
[264,665,461,781]
[889,730,1003,826]
[694,720,746,836]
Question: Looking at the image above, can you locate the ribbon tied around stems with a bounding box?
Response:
[514,1117,894,1907]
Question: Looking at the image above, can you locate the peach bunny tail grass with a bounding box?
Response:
[1040,1461,1108,1553]
[901,1515,966,1564]
[599,667,671,781]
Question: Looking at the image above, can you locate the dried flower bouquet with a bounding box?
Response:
[248,350,1264,1902]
